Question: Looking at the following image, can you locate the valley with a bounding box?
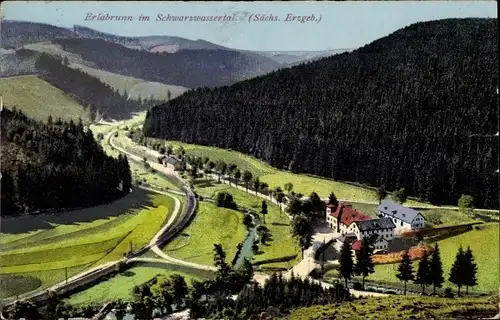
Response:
[0,9,498,320]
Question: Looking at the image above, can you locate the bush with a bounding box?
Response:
[252,255,298,266]
[353,282,362,290]
[444,288,454,298]
[216,191,238,209]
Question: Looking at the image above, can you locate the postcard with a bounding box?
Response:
[0,1,498,319]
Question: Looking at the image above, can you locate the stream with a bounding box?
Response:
[234,211,260,269]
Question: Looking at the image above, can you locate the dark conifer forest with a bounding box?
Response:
[51,38,281,88]
[33,52,162,120]
[0,108,132,216]
[143,18,499,209]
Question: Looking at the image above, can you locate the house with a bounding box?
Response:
[326,203,372,234]
[333,233,358,252]
[327,203,396,251]
[161,156,184,171]
[354,218,396,250]
[377,199,425,234]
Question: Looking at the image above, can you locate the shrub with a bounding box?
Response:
[252,255,298,266]
[353,282,362,290]
[216,191,238,209]
[444,288,454,298]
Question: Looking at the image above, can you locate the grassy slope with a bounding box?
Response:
[163,201,247,266]
[72,64,189,101]
[193,181,301,267]
[365,223,499,293]
[22,42,189,101]
[284,295,498,320]
[0,75,90,123]
[0,192,175,298]
[166,141,427,206]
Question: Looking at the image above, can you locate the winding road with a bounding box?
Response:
[109,130,388,297]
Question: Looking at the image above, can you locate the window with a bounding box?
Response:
[401,221,403,227]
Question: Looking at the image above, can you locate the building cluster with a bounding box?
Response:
[326,199,425,252]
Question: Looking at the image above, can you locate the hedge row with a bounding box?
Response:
[257,266,289,272]
[252,254,297,266]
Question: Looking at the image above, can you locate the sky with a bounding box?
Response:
[1,1,497,51]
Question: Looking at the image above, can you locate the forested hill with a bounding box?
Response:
[1,20,75,47]
[143,18,499,209]
[52,38,281,88]
[0,108,132,216]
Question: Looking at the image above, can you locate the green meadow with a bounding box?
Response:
[162,201,247,267]
[191,180,301,268]
[0,189,176,299]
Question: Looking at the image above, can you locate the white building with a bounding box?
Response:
[377,199,425,234]
[328,203,396,251]
[353,218,396,250]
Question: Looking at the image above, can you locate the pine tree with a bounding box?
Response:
[463,246,478,295]
[396,250,414,295]
[449,246,465,296]
[339,240,355,288]
[354,239,375,290]
[377,184,387,204]
[429,243,444,295]
[328,191,338,207]
[414,250,431,294]
[261,200,268,224]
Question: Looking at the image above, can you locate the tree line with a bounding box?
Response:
[143,18,498,209]
[0,108,132,216]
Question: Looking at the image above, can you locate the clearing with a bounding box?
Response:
[0,75,90,123]
[0,189,175,299]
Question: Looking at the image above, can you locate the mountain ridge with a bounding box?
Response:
[143,18,499,209]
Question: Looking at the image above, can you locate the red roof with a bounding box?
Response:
[329,202,371,226]
[351,240,362,251]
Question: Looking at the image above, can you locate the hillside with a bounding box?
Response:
[52,38,282,88]
[0,108,132,216]
[32,51,163,120]
[0,20,76,48]
[0,75,90,123]
[143,18,499,209]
